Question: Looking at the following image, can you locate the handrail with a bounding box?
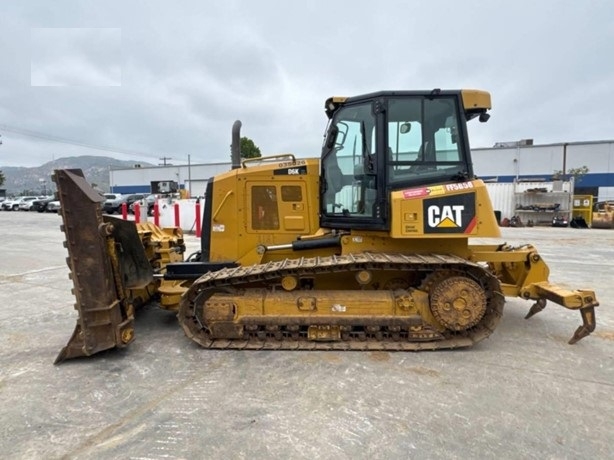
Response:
[212,190,234,222]
[242,153,296,168]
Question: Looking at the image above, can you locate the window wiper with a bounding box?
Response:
[360,121,370,155]
[360,121,375,173]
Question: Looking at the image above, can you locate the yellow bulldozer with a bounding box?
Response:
[53,89,599,363]
[592,201,614,229]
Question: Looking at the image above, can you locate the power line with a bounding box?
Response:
[0,123,162,160]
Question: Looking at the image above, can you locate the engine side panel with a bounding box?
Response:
[204,158,321,265]
[390,179,500,238]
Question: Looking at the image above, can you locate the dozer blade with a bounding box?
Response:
[53,169,153,364]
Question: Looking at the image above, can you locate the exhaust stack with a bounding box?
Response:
[231,120,242,169]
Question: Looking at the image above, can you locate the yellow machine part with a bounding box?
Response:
[204,155,321,266]
[135,222,189,310]
[178,252,506,351]
[592,201,614,229]
[461,90,491,111]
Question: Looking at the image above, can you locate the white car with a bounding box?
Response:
[0,199,13,210]
[46,200,61,213]
[18,196,43,211]
[130,194,158,216]
[2,196,39,211]
[102,193,125,214]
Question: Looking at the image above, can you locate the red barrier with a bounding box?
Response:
[134,202,141,223]
[174,202,180,227]
[195,201,202,237]
[154,202,159,227]
[121,202,128,220]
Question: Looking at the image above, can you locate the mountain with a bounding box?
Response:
[0,156,152,196]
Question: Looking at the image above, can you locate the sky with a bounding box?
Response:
[0,0,613,168]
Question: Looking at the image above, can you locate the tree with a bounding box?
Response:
[239,136,261,159]
[553,165,589,184]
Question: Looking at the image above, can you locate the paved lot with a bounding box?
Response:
[0,211,612,460]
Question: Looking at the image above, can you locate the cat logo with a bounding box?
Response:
[428,205,464,228]
[423,193,476,234]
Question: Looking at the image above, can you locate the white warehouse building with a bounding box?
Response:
[109,161,232,197]
[472,139,614,201]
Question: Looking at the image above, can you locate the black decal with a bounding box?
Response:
[423,193,476,234]
[274,166,308,175]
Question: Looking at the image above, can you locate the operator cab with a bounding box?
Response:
[320,90,490,231]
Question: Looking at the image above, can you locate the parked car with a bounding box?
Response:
[0,198,15,211]
[130,194,157,216]
[46,200,61,213]
[19,196,45,211]
[2,196,40,211]
[102,193,124,214]
[124,193,146,213]
[32,197,56,212]
[103,193,147,215]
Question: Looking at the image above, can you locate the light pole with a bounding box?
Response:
[187,154,192,198]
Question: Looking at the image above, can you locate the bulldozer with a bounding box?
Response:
[53,89,599,363]
[592,201,614,229]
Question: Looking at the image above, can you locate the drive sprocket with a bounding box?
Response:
[429,276,487,331]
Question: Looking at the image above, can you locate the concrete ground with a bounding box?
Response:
[0,211,612,460]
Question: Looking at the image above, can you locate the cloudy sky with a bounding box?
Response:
[0,0,612,167]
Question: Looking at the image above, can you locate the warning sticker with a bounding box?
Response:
[403,185,446,199]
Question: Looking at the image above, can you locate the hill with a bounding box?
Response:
[0,156,152,196]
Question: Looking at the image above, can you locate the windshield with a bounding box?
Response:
[387,97,467,185]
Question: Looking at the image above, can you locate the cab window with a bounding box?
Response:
[321,102,378,218]
[251,185,279,230]
[387,97,465,185]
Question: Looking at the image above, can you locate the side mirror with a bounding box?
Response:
[479,112,490,123]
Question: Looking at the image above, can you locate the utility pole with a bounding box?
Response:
[159,156,172,166]
[187,154,192,198]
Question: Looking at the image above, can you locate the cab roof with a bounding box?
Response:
[324,89,491,120]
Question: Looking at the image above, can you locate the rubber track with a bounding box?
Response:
[178,252,505,351]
